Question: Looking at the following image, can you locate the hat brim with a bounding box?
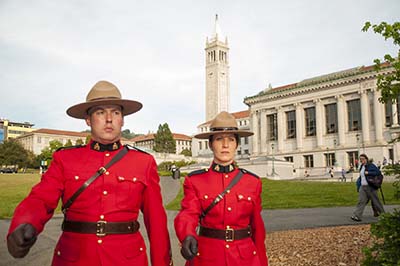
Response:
[66,99,143,119]
[194,130,254,139]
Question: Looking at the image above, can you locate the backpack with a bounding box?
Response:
[366,172,384,189]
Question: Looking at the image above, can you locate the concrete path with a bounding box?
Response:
[0,176,398,266]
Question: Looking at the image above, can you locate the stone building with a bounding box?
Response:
[131,133,192,155]
[244,64,397,176]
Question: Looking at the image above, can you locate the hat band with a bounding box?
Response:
[88,96,121,102]
[210,127,238,131]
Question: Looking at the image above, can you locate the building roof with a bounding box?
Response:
[244,62,393,104]
[131,133,192,142]
[21,128,90,138]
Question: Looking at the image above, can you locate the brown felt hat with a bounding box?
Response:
[66,80,143,119]
[194,111,254,139]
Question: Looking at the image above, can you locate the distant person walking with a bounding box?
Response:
[340,168,346,182]
[351,154,385,221]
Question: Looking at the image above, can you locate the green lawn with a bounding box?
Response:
[165,179,400,210]
[1,174,399,218]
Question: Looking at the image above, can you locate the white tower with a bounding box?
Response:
[205,14,230,121]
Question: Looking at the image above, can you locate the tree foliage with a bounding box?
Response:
[0,140,32,168]
[121,129,137,139]
[38,140,63,166]
[180,148,192,157]
[362,21,400,104]
[153,123,176,153]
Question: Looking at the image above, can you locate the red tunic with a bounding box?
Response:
[174,164,268,266]
[8,143,172,266]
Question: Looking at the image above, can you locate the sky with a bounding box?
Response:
[0,0,399,136]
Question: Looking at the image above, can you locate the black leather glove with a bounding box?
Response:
[7,223,37,258]
[181,235,198,260]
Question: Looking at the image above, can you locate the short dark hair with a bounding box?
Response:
[359,153,369,161]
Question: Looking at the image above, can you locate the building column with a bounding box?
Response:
[392,102,399,126]
[373,89,384,143]
[314,99,323,148]
[277,107,285,152]
[336,95,346,146]
[360,90,370,143]
[295,103,303,150]
[251,111,260,155]
[260,110,267,154]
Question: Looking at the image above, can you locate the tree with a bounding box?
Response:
[0,140,32,168]
[180,148,192,157]
[39,140,63,165]
[121,129,137,139]
[362,22,400,104]
[64,139,73,147]
[75,139,84,145]
[153,123,176,153]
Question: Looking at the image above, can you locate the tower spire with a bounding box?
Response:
[214,14,222,40]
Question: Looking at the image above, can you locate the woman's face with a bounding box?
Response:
[210,133,237,166]
[360,156,367,165]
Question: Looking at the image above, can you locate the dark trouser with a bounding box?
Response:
[354,185,385,218]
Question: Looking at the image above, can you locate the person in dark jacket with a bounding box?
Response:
[351,153,385,221]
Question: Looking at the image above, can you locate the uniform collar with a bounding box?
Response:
[90,140,121,152]
[211,162,236,173]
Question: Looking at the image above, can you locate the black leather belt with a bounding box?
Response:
[62,220,140,237]
[199,226,251,242]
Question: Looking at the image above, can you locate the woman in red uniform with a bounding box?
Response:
[174,111,268,266]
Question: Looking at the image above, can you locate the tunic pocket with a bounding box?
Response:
[123,235,148,264]
[236,192,255,217]
[115,175,147,209]
[236,240,260,266]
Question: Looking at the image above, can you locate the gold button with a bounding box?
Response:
[100,215,104,219]
[74,176,79,180]
[225,244,230,249]
[253,250,257,255]
[196,252,200,256]
[139,247,143,251]
[248,196,251,201]
[103,191,108,195]
[105,153,110,157]
[133,177,137,182]
[227,207,232,211]
[204,195,208,199]
[238,195,243,199]
[105,171,110,175]
[57,250,61,256]
[118,176,124,181]
[225,174,229,178]
[227,190,230,194]
[97,239,103,244]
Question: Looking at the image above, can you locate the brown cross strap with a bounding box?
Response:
[62,146,129,214]
[62,220,140,237]
[199,225,252,242]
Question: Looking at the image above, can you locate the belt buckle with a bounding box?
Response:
[96,220,107,237]
[225,228,234,242]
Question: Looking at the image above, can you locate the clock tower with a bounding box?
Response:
[205,15,230,121]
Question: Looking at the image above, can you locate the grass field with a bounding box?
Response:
[165,178,400,210]
[1,173,399,218]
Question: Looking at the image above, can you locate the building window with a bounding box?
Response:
[385,102,393,127]
[325,153,336,167]
[267,114,277,140]
[237,150,241,155]
[286,111,296,139]
[325,103,337,134]
[199,142,202,150]
[304,155,314,168]
[304,107,316,136]
[37,136,41,143]
[244,136,249,145]
[244,149,249,154]
[347,151,358,169]
[347,99,361,131]
[284,156,293,162]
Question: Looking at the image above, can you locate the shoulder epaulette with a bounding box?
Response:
[239,168,259,179]
[56,144,85,152]
[125,144,150,155]
[188,168,208,177]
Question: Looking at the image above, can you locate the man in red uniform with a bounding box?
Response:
[7,80,173,266]
[174,111,268,266]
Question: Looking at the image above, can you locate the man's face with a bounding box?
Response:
[360,156,367,165]
[85,105,124,144]
[210,133,238,166]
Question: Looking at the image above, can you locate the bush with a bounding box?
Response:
[157,160,196,171]
[382,164,400,200]
[362,208,400,265]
